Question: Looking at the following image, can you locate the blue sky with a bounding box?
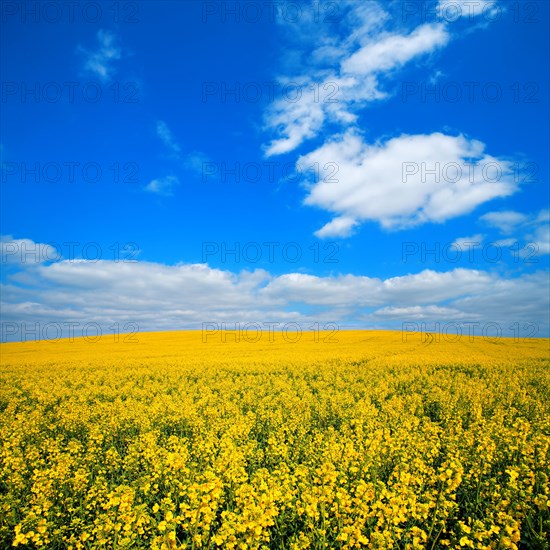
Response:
[1,0,549,341]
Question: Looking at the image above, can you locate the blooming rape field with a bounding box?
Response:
[0,330,549,549]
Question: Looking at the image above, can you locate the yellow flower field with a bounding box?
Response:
[0,330,549,549]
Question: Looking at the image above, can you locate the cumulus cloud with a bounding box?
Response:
[262,1,508,237]
[2,244,548,340]
[298,131,517,233]
[1,236,60,265]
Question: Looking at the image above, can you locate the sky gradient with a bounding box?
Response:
[1,0,549,342]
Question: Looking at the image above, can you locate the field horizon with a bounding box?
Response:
[2,328,549,358]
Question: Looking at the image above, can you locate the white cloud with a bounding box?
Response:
[1,236,60,265]
[156,120,181,154]
[480,209,549,256]
[480,210,529,233]
[299,131,517,233]
[260,268,495,308]
[314,216,358,239]
[264,6,450,156]
[2,251,548,340]
[372,305,470,321]
[145,175,180,196]
[264,84,327,156]
[452,234,484,249]
[527,219,550,256]
[262,1,509,239]
[493,238,517,248]
[534,210,550,225]
[428,69,446,85]
[341,23,449,75]
[79,29,121,81]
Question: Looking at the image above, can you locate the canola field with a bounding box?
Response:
[0,330,549,549]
